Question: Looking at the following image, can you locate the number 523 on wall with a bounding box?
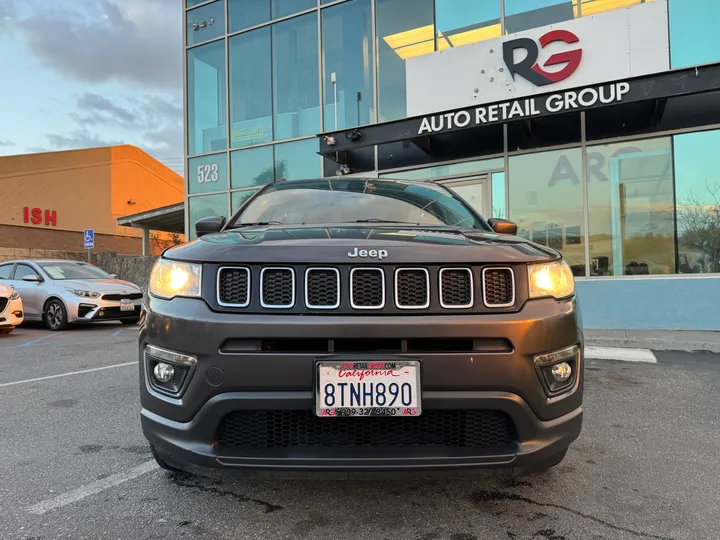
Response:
[197,163,219,184]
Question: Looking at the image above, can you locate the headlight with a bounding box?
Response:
[528,260,575,300]
[10,290,20,300]
[149,259,202,299]
[65,288,101,299]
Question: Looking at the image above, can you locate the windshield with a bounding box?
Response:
[40,262,113,280]
[229,178,487,229]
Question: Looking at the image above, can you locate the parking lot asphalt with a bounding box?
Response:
[0,325,718,540]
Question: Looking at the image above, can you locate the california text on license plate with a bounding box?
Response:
[316,360,421,417]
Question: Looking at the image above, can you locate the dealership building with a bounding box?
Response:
[184,0,720,331]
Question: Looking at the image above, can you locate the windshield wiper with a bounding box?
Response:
[350,219,421,224]
[234,220,285,227]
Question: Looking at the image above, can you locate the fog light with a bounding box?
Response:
[551,362,572,382]
[153,362,175,383]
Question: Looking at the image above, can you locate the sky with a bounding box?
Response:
[0,0,184,175]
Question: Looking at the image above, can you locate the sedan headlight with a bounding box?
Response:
[10,290,20,300]
[65,288,101,299]
[528,260,575,300]
[149,259,202,299]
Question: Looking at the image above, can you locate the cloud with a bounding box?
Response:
[0,140,15,147]
[45,129,125,150]
[8,0,182,92]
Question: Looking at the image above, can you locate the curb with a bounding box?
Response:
[585,338,720,354]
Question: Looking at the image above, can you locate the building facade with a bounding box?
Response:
[184,0,720,331]
[0,145,184,257]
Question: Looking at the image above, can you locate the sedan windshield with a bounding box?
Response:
[229,178,487,229]
[40,262,113,280]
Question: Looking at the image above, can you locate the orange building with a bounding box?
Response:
[0,145,184,255]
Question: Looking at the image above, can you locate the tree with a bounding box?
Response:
[150,231,184,253]
[676,181,720,273]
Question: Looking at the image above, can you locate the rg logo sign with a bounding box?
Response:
[503,29,582,87]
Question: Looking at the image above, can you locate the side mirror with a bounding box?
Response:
[488,218,518,235]
[22,275,41,283]
[196,216,226,238]
[110,274,118,279]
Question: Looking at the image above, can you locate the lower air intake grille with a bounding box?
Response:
[0,298,8,313]
[218,267,250,306]
[306,268,339,309]
[395,269,429,309]
[483,268,514,307]
[261,268,294,308]
[216,410,515,449]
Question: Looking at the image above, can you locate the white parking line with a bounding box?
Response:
[585,346,657,363]
[27,460,158,515]
[0,362,137,388]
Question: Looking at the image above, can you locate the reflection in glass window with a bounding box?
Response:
[669,0,720,68]
[673,130,720,274]
[491,171,506,219]
[228,0,270,33]
[381,157,504,181]
[187,1,225,46]
[272,0,316,19]
[231,146,275,189]
[509,148,586,277]
[322,0,374,131]
[188,154,229,195]
[504,0,578,34]
[272,14,320,140]
[187,40,227,155]
[230,28,272,147]
[376,0,434,122]
[581,0,655,17]
[436,0,501,50]
[274,139,321,181]
[188,193,229,239]
[587,138,675,277]
[232,189,260,212]
[187,0,206,7]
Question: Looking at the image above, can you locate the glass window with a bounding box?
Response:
[14,264,41,281]
[491,171,506,219]
[436,0,501,50]
[0,264,14,279]
[228,0,270,32]
[188,154,229,194]
[274,139,321,180]
[38,263,111,280]
[272,0,316,19]
[376,0,435,122]
[188,193,229,239]
[381,157,504,181]
[187,0,209,9]
[322,0,374,131]
[232,189,260,212]
[587,137,675,277]
[509,148,586,277]
[673,130,720,274]
[231,146,275,189]
[504,0,578,34]
[187,40,227,155]
[581,0,654,17]
[230,28,272,148]
[272,13,320,140]
[187,1,225,46]
[669,0,720,68]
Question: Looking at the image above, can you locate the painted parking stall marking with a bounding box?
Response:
[585,347,657,363]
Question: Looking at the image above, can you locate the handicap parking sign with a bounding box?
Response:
[84,229,95,249]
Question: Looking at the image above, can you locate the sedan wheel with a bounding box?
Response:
[45,300,68,331]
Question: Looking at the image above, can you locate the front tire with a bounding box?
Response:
[44,299,69,331]
[0,327,14,335]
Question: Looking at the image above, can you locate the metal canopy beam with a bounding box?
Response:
[117,203,185,234]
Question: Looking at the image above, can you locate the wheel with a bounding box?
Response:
[0,327,14,335]
[150,444,182,472]
[121,318,140,325]
[44,299,69,331]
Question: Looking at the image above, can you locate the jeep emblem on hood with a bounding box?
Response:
[348,247,388,260]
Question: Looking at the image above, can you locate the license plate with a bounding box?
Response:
[120,301,135,312]
[316,360,421,417]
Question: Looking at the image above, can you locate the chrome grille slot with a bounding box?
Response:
[395,268,430,309]
[305,268,340,309]
[217,267,250,307]
[482,268,515,307]
[260,267,295,308]
[439,268,473,308]
[350,268,385,309]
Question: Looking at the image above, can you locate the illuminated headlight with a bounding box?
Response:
[65,288,101,299]
[149,259,202,299]
[10,290,20,300]
[527,260,575,300]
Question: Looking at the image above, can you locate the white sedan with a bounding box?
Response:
[0,282,24,335]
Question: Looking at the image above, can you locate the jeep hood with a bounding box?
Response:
[164,225,558,265]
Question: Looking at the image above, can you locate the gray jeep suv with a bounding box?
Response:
[140,177,583,477]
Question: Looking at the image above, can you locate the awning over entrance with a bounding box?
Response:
[317,63,720,168]
[117,203,185,255]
